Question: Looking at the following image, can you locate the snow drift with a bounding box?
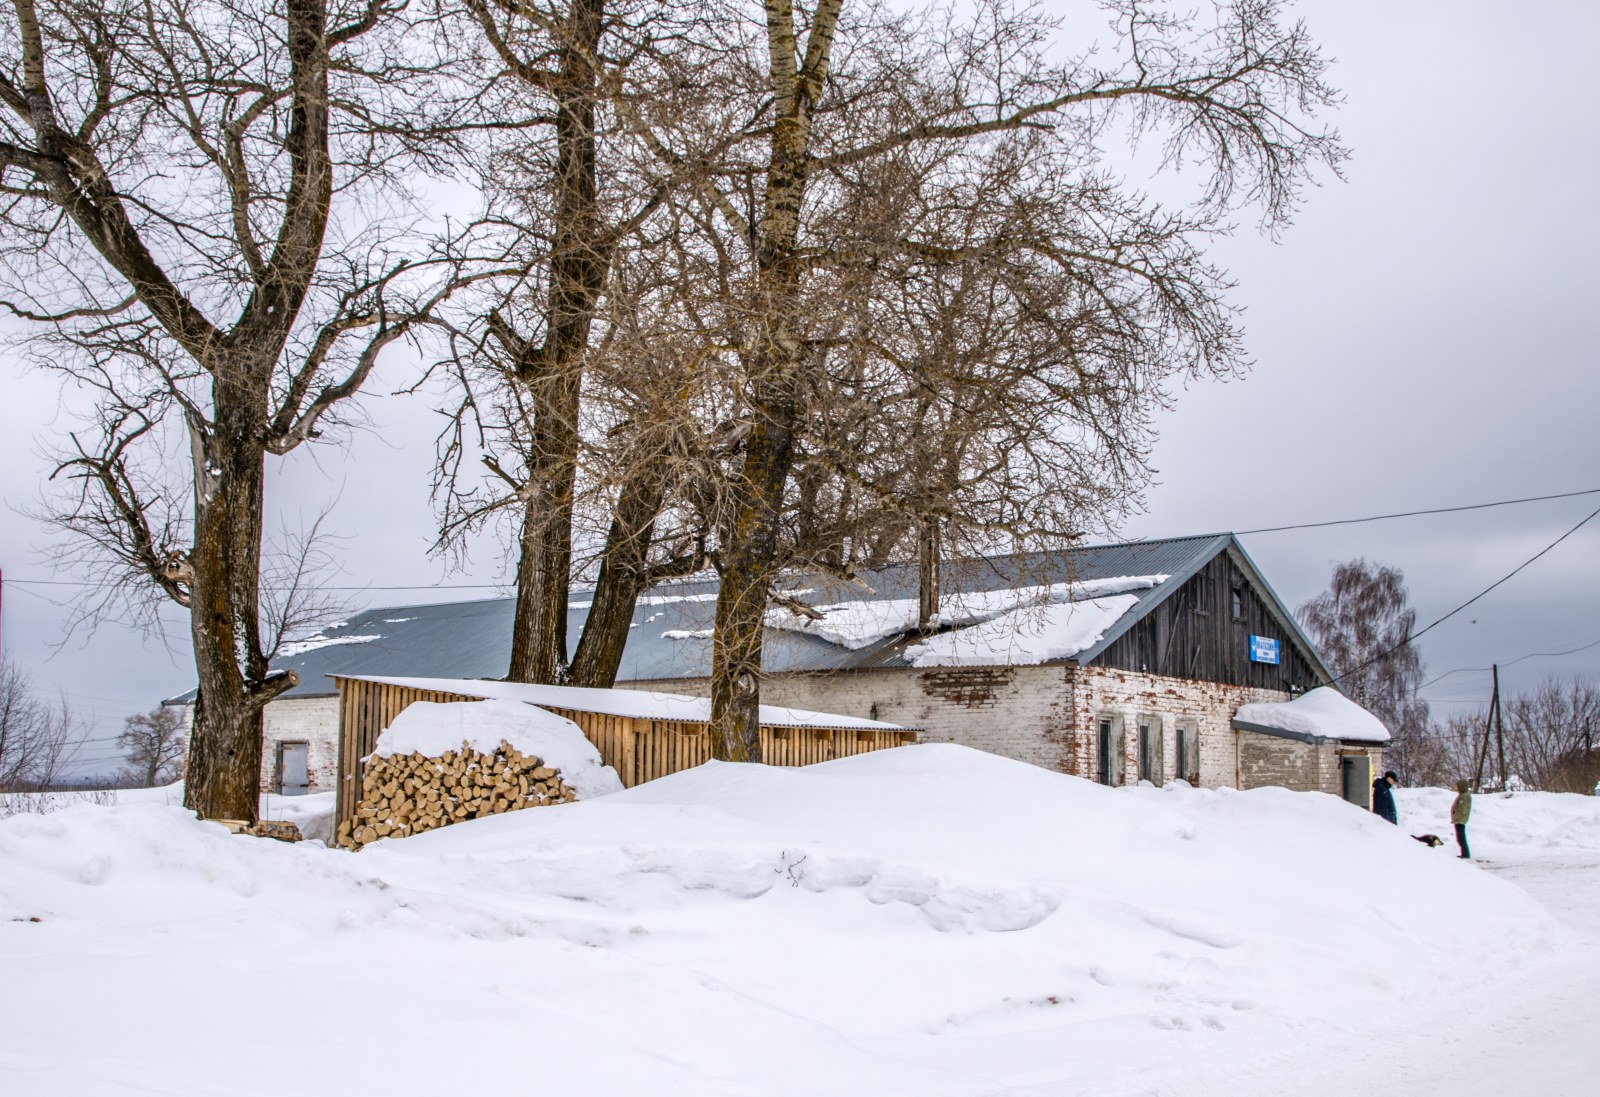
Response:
[0,746,1571,1097]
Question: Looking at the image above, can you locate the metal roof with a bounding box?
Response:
[168,533,1323,701]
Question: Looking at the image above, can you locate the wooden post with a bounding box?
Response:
[1493,663,1507,791]
[1473,667,1497,793]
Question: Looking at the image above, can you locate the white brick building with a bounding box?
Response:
[169,534,1385,803]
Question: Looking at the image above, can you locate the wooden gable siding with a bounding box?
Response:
[1088,550,1324,691]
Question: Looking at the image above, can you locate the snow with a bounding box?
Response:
[1,783,337,843]
[371,699,624,800]
[274,633,381,658]
[343,673,908,730]
[571,589,734,610]
[1234,685,1391,743]
[6,746,1592,1096]
[904,594,1142,667]
[766,576,1165,655]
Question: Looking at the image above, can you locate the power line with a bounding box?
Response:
[6,486,1598,593]
[1235,486,1600,535]
[4,576,509,592]
[1420,635,1600,690]
[1332,503,1600,686]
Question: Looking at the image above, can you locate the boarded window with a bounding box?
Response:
[1137,719,1164,786]
[1176,722,1200,785]
[1097,717,1125,786]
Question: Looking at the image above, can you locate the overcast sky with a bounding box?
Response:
[1,0,1596,774]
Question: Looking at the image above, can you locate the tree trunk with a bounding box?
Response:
[503,0,606,684]
[918,516,941,631]
[568,461,670,688]
[181,389,295,822]
[706,0,840,760]
[506,483,576,682]
[709,387,798,761]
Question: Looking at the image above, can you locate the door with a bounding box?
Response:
[1340,754,1370,808]
[278,741,310,796]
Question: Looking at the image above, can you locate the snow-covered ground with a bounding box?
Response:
[1,750,1595,1096]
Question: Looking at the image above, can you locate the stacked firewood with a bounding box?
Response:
[337,741,577,849]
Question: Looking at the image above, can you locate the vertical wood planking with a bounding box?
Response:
[334,676,918,833]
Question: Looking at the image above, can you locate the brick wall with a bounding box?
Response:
[627,666,1384,799]
[262,696,341,793]
[174,695,342,795]
[1068,667,1296,789]
[629,664,1079,772]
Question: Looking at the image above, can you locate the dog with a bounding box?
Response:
[1411,834,1445,848]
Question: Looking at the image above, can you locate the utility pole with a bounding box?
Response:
[1474,667,1499,793]
[1493,663,1507,792]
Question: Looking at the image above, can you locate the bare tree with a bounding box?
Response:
[637,0,1346,759]
[0,661,79,791]
[258,508,355,662]
[1500,677,1600,793]
[116,705,186,787]
[432,0,722,686]
[1298,559,1432,782]
[0,0,484,820]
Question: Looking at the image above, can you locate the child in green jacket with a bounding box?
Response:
[1451,780,1472,860]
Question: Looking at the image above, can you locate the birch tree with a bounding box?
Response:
[1298,559,1431,780]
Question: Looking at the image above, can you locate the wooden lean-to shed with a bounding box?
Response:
[332,674,918,838]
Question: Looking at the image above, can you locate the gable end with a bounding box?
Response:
[1084,541,1328,691]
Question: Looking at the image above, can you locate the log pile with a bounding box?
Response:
[337,740,578,849]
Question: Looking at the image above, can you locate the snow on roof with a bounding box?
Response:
[1233,687,1391,744]
[337,674,913,731]
[764,576,1166,653]
[903,595,1142,668]
[276,634,382,658]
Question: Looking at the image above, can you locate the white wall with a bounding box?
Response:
[629,664,1332,792]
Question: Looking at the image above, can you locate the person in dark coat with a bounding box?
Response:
[1371,770,1398,824]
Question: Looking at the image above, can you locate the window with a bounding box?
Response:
[1231,587,1244,619]
[1137,718,1164,786]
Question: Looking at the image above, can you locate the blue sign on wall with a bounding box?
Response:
[1249,635,1281,664]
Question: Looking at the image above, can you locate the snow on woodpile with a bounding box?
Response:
[764,575,1166,653]
[1235,686,1391,743]
[339,700,623,848]
[1,744,1571,1096]
[372,699,620,797]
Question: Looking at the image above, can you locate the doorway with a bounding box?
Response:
[277,741,310,796]
[1340,754,1370,808]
